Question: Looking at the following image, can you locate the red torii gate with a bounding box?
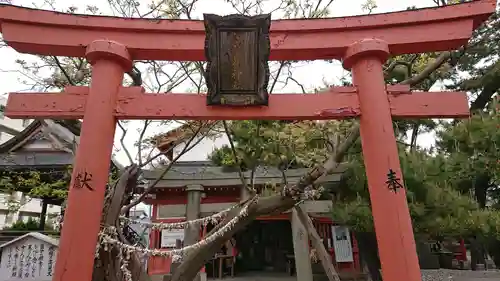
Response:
[0,1,496,281]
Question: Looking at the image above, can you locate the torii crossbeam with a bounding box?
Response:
[0,1,496,281]
[6,85,469,120]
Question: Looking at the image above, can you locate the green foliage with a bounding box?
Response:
[331,104,500,239]
[210,111,499,238]
[436,105,500,191]
[0,170,70,210]
[0,163,119,211]
[210,107,499,240]
[446,9,500,108]
[332,149,500,240]
[209,120,357,170]
[2,217,56,231]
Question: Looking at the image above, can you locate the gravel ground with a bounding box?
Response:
[421,269,500,281]
[220,269,500,281]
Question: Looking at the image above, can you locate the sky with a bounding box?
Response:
[0,0,441,167]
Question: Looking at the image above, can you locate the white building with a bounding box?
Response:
[0,96,31,144]
[0,102,57,230]
[127,209,150,247]
[0,193,60,230]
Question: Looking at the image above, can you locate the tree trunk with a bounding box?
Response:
[487,238,500,268]
[92,164,151,281]
[474,174,490,208]
[39,200,48,230]
[470,236,485,271]
[355,232,382,281]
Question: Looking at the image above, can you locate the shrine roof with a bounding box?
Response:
[149,121,216,154]
[0,0,495,61]
[0,119,120,169]
[142,161,346,189]
[0,120,79,154]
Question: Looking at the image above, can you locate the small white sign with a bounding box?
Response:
[332,225,353,263]
[0,233,58,281]
[160,229,184,248]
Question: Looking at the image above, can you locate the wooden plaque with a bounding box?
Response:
[203,13,271,106]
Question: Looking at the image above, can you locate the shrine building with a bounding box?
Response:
[144,127,360,279]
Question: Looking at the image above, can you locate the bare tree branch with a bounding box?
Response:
[53,56,75,86]
[399,51,451,86]
[136,120,151,166]
[117,121,134,165]
[121,122,215,215]
[222,121,253,194]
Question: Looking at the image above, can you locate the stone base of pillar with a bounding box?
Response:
[199,271,207,281]
[156,271,205,281]
[149,274,167,281]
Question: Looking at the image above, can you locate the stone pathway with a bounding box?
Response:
[212,270,500,281]
[421,269,500,281]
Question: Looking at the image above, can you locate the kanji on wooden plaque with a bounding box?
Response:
[204,13,271,106]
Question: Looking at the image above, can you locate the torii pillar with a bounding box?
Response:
[52,40,132,281]
[343,39,420,281]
